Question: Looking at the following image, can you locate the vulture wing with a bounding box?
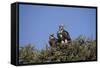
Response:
[64,30,71,41]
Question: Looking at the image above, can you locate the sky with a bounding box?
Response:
[19,4,96,49]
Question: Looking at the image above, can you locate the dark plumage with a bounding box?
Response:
[49,24,71,47]
[78,39,85,45]
[57,25,71,44]
[57,30,71,43]
[49,34,57,47]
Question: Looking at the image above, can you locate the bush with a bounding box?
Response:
[19,36,96,64]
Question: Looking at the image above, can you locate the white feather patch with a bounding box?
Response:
[61,41,64,44]
[65,39,68,43]
[60,35,62,38]
[50,36,54,39]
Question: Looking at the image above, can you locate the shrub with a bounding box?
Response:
[19,36,96,64]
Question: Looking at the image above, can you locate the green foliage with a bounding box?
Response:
[19,44,39,64]
[19,36,96,64]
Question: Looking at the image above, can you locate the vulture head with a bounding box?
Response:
[59,24,64,31]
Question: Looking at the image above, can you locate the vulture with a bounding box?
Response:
[57,25,71,44]
[49,34,57,47]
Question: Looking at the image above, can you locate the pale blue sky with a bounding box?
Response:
[19,4,96,49]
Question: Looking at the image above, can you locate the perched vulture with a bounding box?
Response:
[49,34,57,47]
[57,25,71,44]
